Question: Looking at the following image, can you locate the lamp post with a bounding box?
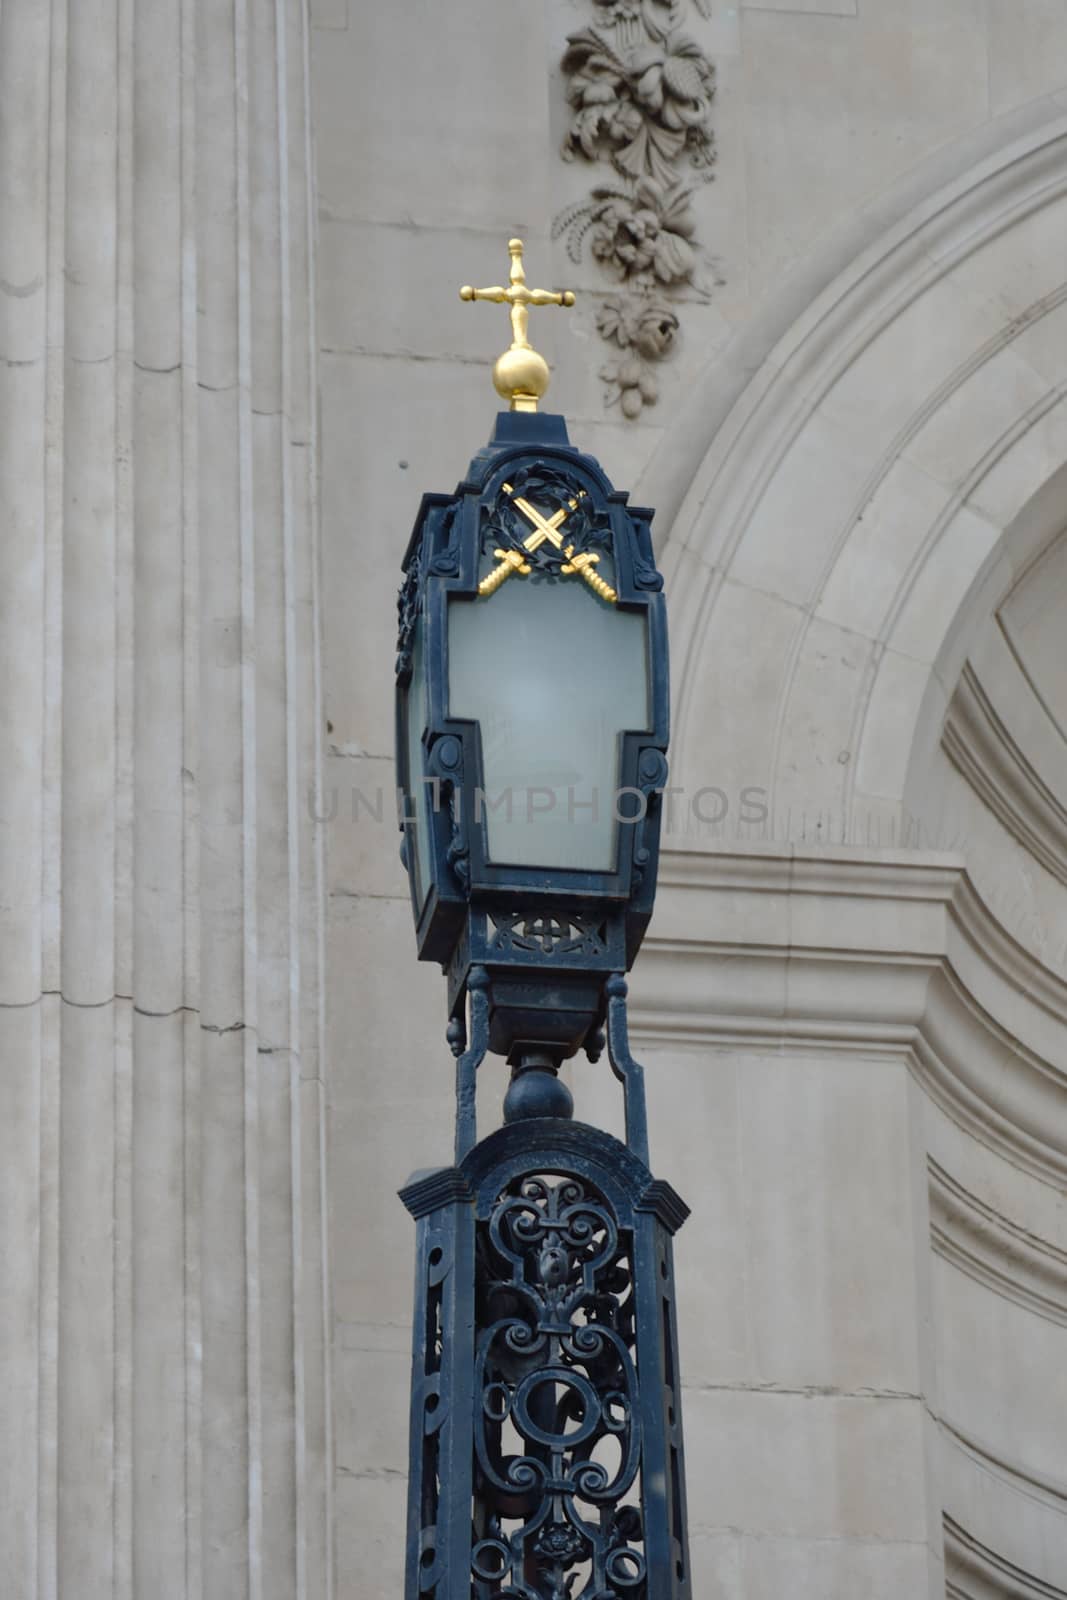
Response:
[395,241,690,1599]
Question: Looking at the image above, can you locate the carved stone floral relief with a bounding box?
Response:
[553,0,718,417]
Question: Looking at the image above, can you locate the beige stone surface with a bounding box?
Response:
[738,2,990,293]
[613,1045,925,1394]
[0,1,332,1594]
[327,894,450,1330]
[933,1259,1067,1494]
[4,0,1067,1592]
[312,2,554,231]
[987,0,1067,114]
[693,1532,933,1599]
[744,0,857,13]
[684,1387,929,1543]
[305,30,1067,1583]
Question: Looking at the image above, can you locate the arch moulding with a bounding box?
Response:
[637,102,1067,844]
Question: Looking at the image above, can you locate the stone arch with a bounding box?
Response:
[641,106,1067,863]
[623,105,1067,1593]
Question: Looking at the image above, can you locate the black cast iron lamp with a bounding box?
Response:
[395,241,691,1599]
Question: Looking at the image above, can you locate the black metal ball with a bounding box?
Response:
[503,1069,574,1123]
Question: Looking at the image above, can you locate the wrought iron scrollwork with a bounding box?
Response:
[400,1121,691,1600]
[398,503,458,678]
[471,1172,647,1598]
[396,543,423,680]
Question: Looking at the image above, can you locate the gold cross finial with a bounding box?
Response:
[460,239,575,413]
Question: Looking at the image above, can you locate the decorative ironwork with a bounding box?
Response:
[398,501,462,677]
[429,504,461,577]
[396,542,423,680]
[396,409,669,986]
[472,1171,645,1597]
[481,464,618,603]
[400,1116,692,1600]
[490,912,610,959]
[629,530,664,593]
[408,1207,451,1598]
[427,732,470,887]
[631,748,669,892]
[397,268,688,1600]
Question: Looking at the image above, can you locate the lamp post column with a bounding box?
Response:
[395,243,691,1599]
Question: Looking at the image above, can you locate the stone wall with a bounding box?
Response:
[1,1,1065,1596]
[0,2,329,1595]
[313,3,1067,1597]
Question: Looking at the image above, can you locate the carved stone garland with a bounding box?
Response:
[553,0,717,418]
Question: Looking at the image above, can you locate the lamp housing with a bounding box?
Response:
[396,411,669,1060]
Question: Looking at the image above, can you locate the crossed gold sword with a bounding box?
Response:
[478,484,618,603]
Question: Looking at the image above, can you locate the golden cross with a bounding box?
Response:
[477,485,618,604]
[460,239,575,413]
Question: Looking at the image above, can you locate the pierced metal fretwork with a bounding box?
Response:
[472,1173,643,1597]
[489,911,610,959]
[400,1119,691,1600]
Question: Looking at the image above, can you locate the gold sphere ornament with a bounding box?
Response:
[459,239,575,413]
[492,345,550,407]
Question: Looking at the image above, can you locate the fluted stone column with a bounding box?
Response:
[0,3,331,1597]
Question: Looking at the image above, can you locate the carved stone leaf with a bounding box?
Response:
[614,120,681,188]
[607,121,646,184]
[573,105,612,160]
[592,0,646,22]
[630,298,679,358]
[620,118,687,188]
[563,26,630,79]
[639,0,686,36]
[662,51,704,103]
[552,198,601,265]
[595,299,634,347]
[691,0,713,16]
[653,228,695,284]
[652,178,697,234]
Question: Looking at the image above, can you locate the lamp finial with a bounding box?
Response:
[459,238,575,412]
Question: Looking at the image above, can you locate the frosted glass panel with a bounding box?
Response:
[448,578,651,870]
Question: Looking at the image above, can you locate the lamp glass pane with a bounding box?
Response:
[448,577,650,871]
[405,620,432,911]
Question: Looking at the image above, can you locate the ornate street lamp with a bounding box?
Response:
[396,241,690,1599]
